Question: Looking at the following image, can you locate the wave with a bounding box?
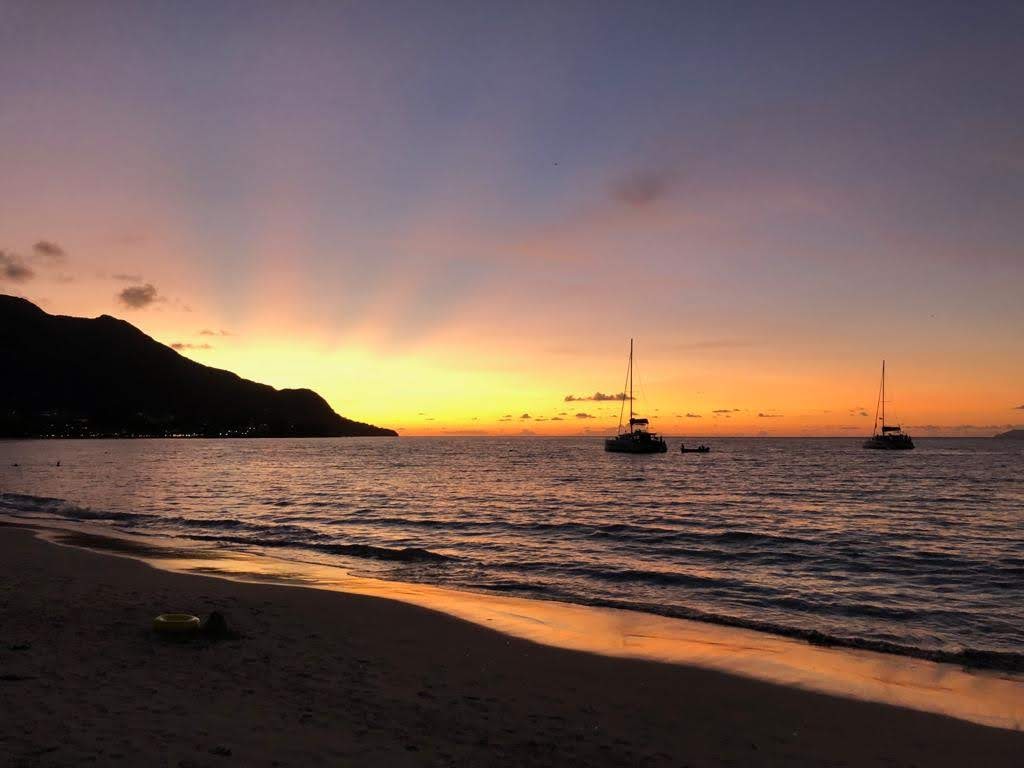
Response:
[0,493,453,564]
[4,490,1022,670]
[469,583,1024,673]
[183,534,453,563]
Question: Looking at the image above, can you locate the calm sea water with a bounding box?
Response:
[2,437,1022,669]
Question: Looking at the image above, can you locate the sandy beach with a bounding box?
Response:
[1,525,1022,767]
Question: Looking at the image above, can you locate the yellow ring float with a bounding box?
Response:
[153,613,201,635]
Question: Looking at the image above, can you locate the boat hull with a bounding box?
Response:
[863,435,914,450]
[604,436,668,454]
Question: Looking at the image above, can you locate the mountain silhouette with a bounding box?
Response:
[993,429,1024,440]
[0,295,397,438]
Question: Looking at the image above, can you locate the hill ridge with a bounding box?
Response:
[0,295,397,438]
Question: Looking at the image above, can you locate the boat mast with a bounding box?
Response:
[629,338,634,428]
[881,359,886,429]
[872,360,882,436]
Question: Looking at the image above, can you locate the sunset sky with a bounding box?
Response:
[2,1,1022,435]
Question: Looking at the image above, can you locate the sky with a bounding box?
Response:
[1,1,1022,436]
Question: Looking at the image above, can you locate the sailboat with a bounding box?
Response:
[863,360,914,450]
[604,339,668,454]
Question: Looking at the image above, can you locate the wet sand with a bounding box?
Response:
[1,525,1022,767]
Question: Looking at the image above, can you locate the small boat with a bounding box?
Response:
[680,444,710,453]
[863,360,914,450]
[604,339,667,454]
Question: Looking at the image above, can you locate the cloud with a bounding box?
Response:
[1015,405,1024,410]
[519,429,536,436]
[550,416,564,421]
[519,413,531,420]
[685,413,702,418]
[117,283,159,309]
[575,412,595,419]
[671,339,754,351]
[199,329,233,336]
[0,251,34,282]
[712,408,741,414]
[32,240,66,260]
[612,169,674,206]
[112,273,143,282]
[170,342,213,351]
[758,412,783,418]
[564,392,631,402]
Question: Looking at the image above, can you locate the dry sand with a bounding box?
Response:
[1,524,1021,767]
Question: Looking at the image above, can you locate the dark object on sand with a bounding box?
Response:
[680,444,710,453]
[153,613,201,635]
[201,611,234,639]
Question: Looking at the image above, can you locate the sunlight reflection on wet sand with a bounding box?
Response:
[28,520,1024,732]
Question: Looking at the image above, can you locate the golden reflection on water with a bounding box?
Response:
[34,523,1021,732]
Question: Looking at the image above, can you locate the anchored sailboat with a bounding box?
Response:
[863,360,914,450]
[604,339,667,454]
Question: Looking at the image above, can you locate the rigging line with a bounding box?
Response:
[618,348,630,433]
[633,343,650,419]
[873,362,882,434]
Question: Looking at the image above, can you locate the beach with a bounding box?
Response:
[2,524,1022,767]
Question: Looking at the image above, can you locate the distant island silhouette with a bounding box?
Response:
[993,429,1024,440]
[0,295,397,438]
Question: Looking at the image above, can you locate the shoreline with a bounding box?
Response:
[3,524,1023,766]
[6,516,1023,735]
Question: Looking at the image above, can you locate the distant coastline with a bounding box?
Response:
[0,295,397,439]
[993,429,1024,440]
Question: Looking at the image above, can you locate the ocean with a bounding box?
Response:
[2,436,1021,670]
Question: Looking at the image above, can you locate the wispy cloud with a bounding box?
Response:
[1015,405,1024,410]
[685,413,702,418]
[671,339,754,351]
[758,412,783,418]
[575,412,595,419]
[611,168,675,207]
[170,342,213,351]
[32,240,66,260]
[117,283,159,309]
[111,273,143,282]
[712,408,741,414]
[519,413,531,420]
[199,329,233,337]
[564,392,631,402]
[0,251,34,282]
